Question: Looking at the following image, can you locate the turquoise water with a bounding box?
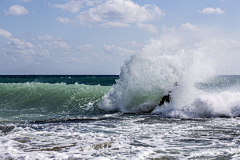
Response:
[0,75,116,122]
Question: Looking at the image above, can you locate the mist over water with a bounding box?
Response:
[100,28,240,118]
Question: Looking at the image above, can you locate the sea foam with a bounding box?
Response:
[99,28,240,118]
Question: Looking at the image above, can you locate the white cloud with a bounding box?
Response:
[227,39,240,46]
[38,34,53,41]
[84,0,95,6]
[8,38,34,50]
[37,34,70,51]
[217,39,240,49]
[180,23,199,31]
[4,4,29,16]
[94,0,105,4]
[57,17,71,24]
[38,49,50,56]
[6,38,35,55]
[161,26,176,33]
[78,44,93,51]
[137,23,158,34]
[0,28,12,38]
[1,34,80,67]
[49,1,82,13]
[103,44,135,56]
[200,7,225,15]
[53,41,71,49]
[76,0,165,25]
[101,21,131,28]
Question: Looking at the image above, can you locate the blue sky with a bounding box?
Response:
[0,0,239,74]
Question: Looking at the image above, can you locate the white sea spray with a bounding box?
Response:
[100,28,240,118]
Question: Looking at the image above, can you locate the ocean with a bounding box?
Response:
[1,75,240,159]
[1,30,240,159]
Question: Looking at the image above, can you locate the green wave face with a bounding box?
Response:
[0,83,111,121]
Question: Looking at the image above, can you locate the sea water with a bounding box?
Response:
[1,76,240,160]
[1,30,240,159]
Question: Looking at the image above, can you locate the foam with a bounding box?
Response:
[99,29,215,114]
[1,116,240,159]
[152,90,240,118]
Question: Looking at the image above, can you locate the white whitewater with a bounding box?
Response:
[100,28,240,118]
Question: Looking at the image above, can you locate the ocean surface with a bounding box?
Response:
[1,75,240,159]
[1,28,240,160]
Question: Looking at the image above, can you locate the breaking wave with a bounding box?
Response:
[99,29,240,118]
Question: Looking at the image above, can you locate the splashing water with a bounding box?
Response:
[99,29,240,118]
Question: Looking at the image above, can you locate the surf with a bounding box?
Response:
[99,28,240,118]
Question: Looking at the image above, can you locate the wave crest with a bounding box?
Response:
[99,29,240,118]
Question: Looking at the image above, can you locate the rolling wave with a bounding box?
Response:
[0,82,111,121]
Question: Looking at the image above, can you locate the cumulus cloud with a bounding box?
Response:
[38,34,53,41]
[37,34,71,51]
[0,28,12,38]
[76,0,165,25]
[53,0,165,32]
[6,38,35,55]
[78,44,93,51]
[48,1,82,13]
[57,17,71,24]
[84,0,95,6]
[200,7,225,15]
[8,38,34,50]
[161,26,176,33]
[53,41,71,49]
[1,33,78,67]
[137,23,158,34]
[103,44,135,56]
[180,23,199,31]
[4,4,29,16]
[101,21,130,28]
[36,35,71,58]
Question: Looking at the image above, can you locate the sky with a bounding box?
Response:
[0,0,240,75]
